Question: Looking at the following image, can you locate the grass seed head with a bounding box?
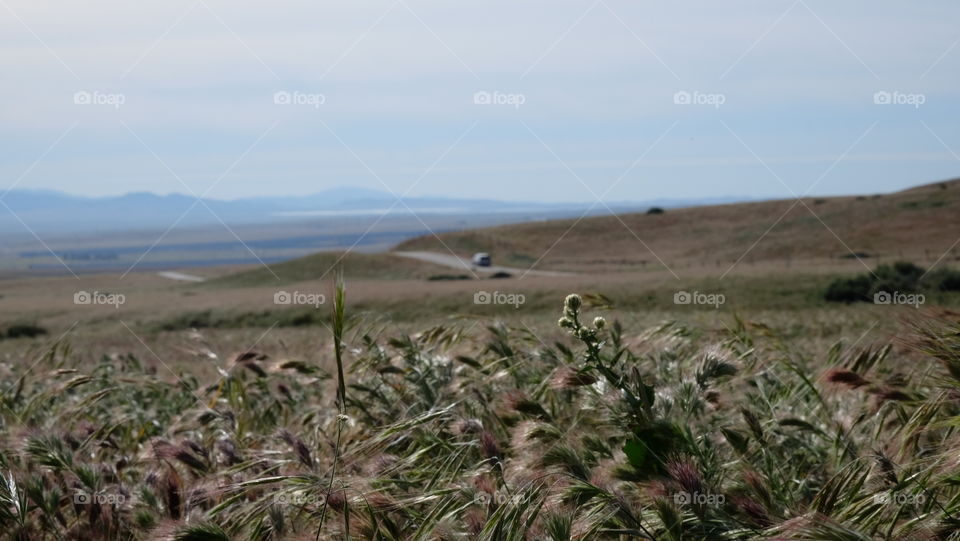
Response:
[480,431,501,461]
[550,366,597,389]
[825,369,871,389]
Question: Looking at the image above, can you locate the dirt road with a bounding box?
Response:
[392,251,573,277]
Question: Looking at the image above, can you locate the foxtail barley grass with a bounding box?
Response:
[318,269,348,539]
[4,289,960,538]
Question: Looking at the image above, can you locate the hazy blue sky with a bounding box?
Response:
[1,1,959,202]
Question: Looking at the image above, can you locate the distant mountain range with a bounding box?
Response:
[0,187,750,235]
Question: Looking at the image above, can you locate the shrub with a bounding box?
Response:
[839,252,871,259]
[925,267,960,292]
[872,261,925,294]
[824,275,873,303]
[427,274,471,281]
[647,206,665,215]
[3,323,47,339]
[825,261,960,302]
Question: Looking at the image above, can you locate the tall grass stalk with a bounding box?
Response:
[318,269,349,539]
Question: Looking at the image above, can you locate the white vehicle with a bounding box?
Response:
[472,252,492,267]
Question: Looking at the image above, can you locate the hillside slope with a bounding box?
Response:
[207,251,453,287]
[394,179,960,273]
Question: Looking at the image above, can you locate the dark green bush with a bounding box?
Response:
[3,323,48,339]
[427,274,471,281]
[872,261,925,294]
[824,275,873,303]
[925,267,960,291]
[825,261,960,303]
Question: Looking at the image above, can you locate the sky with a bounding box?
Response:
[1,0,959,203]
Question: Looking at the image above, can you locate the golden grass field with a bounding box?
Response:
[396,179,960,273]
[2,181,960,539]
[2,181,957,382]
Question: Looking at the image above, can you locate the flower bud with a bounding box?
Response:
[558,317,575,329]
[564,294,582,313]
[593,316,606,330]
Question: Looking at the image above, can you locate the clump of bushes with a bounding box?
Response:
[647,206,665,215]
[427,274,471,281]
[825,261,960,303]
[1,322,47,340]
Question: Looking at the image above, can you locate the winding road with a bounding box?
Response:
[157,271,206,282]
[393,251,574,277]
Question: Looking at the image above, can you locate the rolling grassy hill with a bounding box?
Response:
[207,251,453,287]
[394,179,960,273]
